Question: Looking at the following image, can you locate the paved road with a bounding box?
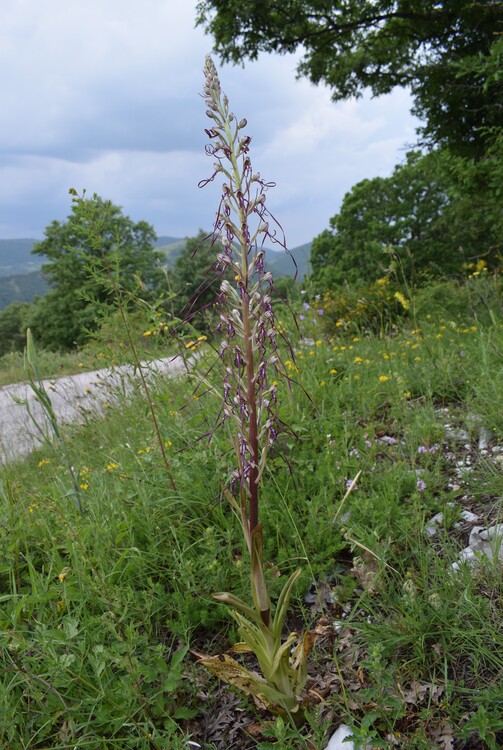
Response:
[0,356,188,464]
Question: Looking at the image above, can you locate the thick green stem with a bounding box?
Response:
[242,297,259,532]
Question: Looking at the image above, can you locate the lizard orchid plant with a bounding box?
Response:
[195,56,318,723]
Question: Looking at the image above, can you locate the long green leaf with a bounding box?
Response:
[212,591,264,626]
[272,568,302,638]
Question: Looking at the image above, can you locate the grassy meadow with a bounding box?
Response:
[0,274,502,749]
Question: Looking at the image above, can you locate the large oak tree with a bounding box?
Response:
[197,0,503,156]
[310,142,503,288]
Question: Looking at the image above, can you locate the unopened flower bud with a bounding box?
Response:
[221,280,232,294]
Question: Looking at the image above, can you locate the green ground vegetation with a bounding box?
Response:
[0,272,501,749]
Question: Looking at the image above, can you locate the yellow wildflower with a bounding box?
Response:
[394,291,410,310]
[379,375,389,382]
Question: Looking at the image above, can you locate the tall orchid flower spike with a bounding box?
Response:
[195,56,322,725]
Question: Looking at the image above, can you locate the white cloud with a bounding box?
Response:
[0,0,420,246]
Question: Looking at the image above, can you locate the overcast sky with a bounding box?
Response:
[0,0,419,248]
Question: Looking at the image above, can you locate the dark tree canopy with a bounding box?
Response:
[0,302,31,357]
[310,147,502,289]
[197,0,503,155]
[170,230,230,330]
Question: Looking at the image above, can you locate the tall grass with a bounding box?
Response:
[0,274,502,747]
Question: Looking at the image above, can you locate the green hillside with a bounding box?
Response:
[157,237,311,280]
[154,236,182,249]
[0,270,50,309]
[0,236,180,278]
[266,241,311,279]
[0,239,42,276]
[155,238,188,265]
[0,235,310,311]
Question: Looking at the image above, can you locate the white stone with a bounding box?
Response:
[425,512,445,536]
[480,524,503,541]
[468,527,486,550]
[324,724,371,750]
[445,427,470,444]
[459,510,480,523]
[458,547,477,563]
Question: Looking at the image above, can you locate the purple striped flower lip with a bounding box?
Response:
[200,56,294,516]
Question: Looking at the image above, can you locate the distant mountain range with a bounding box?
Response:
[154,237,311,280]
[0,236,311,311]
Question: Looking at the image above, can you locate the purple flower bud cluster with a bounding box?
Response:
[200,56,290,530]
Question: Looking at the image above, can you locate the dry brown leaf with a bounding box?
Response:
[402,681,445,706]
[243,721,271,738]
[304,580,337,613]
[431,721,454,750]
[351,554,379,593]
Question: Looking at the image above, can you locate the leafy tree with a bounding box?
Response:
[0,301,32,357]
[272,275,300,302]
[170,230,230,329]
[197,0,502,155]
[310,149,501,289]
[30,193,165,350]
